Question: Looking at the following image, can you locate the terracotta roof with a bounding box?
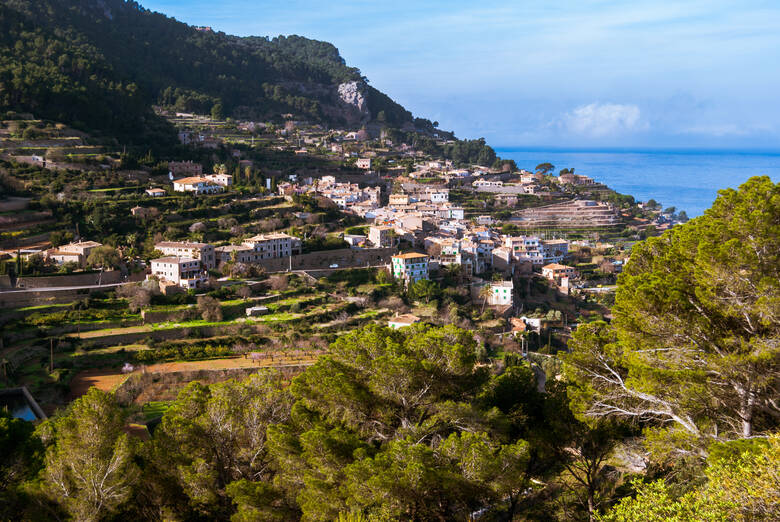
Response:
[393,252,428,260]
[173,176,210,184]
[390,314,421,325]
[156,241,209,249]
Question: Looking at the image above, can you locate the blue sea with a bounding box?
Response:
[495,148,780,217]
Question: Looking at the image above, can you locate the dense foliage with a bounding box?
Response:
[384,129,503,167]
[0,0,414,143]
[565,176,779,460]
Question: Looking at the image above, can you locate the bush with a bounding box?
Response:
[197,296,223,322]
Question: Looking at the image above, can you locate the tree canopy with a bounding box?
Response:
[565,176,780,457]
[0,0,415,143]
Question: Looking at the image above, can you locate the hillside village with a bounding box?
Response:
[0,0,777,518]
[0,109,692,416]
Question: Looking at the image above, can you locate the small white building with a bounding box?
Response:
[155,241,216,269]
[242,233,301,260]
[344,234,366,247]
[173,177,224,194]
[488,280,514,306]
[145,188,166,197]
[445,205,465,220]
[472,280,514,307]
[473,179,503,188]
[47,240,103,267]
[369,226,395,248]
[215,244,255,265]
[388,314,421,329]
[246,306,269,317]
[391,253,429,284]
[356,158,372,170]
[204,173,233,187]
[542,263,577,282]
[150,257,207,289]
[429,191,449,203]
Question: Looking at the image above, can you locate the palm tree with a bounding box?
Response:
[479,284,492,314]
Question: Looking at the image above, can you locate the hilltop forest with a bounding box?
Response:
[0,0,418,144]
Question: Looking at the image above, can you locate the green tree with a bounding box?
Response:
[565,177,780,457]
[259,324,535,520]
[535,163,555,175]
[343,437,480,520]
[152,373,292,518]
[601,434,780,521]
[0,410,44,520]
[408,278,440,304]
[86,246,121,270]
[39,389,138,521]
[211,102,225,120]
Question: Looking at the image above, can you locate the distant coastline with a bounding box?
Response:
[496,147,780,217]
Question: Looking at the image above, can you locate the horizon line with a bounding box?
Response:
[493,146,780,155]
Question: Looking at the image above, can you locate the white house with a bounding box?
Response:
[388,314,421,329]
[145,188,166,197]
[155,241,216,269]
[542,263,577,282]
[47,240,102,267]
[150,257,207,289]
[391,253,429,284]
[488,280,514,306]
[242,233,301,260]
[369,226,395,248]
[356,158,372,170]
[473,179,503,188]
[204,173,233,187]
[173,177,224,194]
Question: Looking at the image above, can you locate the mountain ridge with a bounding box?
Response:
[0,0,428,145]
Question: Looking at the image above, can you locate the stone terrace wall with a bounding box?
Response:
[16,270,124,289]
[256,247,395,272]
[0,285,123,309]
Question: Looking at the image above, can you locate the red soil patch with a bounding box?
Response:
[69,354,320,399]
[69,369,129,399]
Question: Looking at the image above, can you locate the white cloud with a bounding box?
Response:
[562,103,644,138]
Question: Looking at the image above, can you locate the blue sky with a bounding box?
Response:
[141,0,780,149]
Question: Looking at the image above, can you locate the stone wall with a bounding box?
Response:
[0,284,124,309]
[255,247,395,273]
[0,232,50,249]
[16,270,124,289]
